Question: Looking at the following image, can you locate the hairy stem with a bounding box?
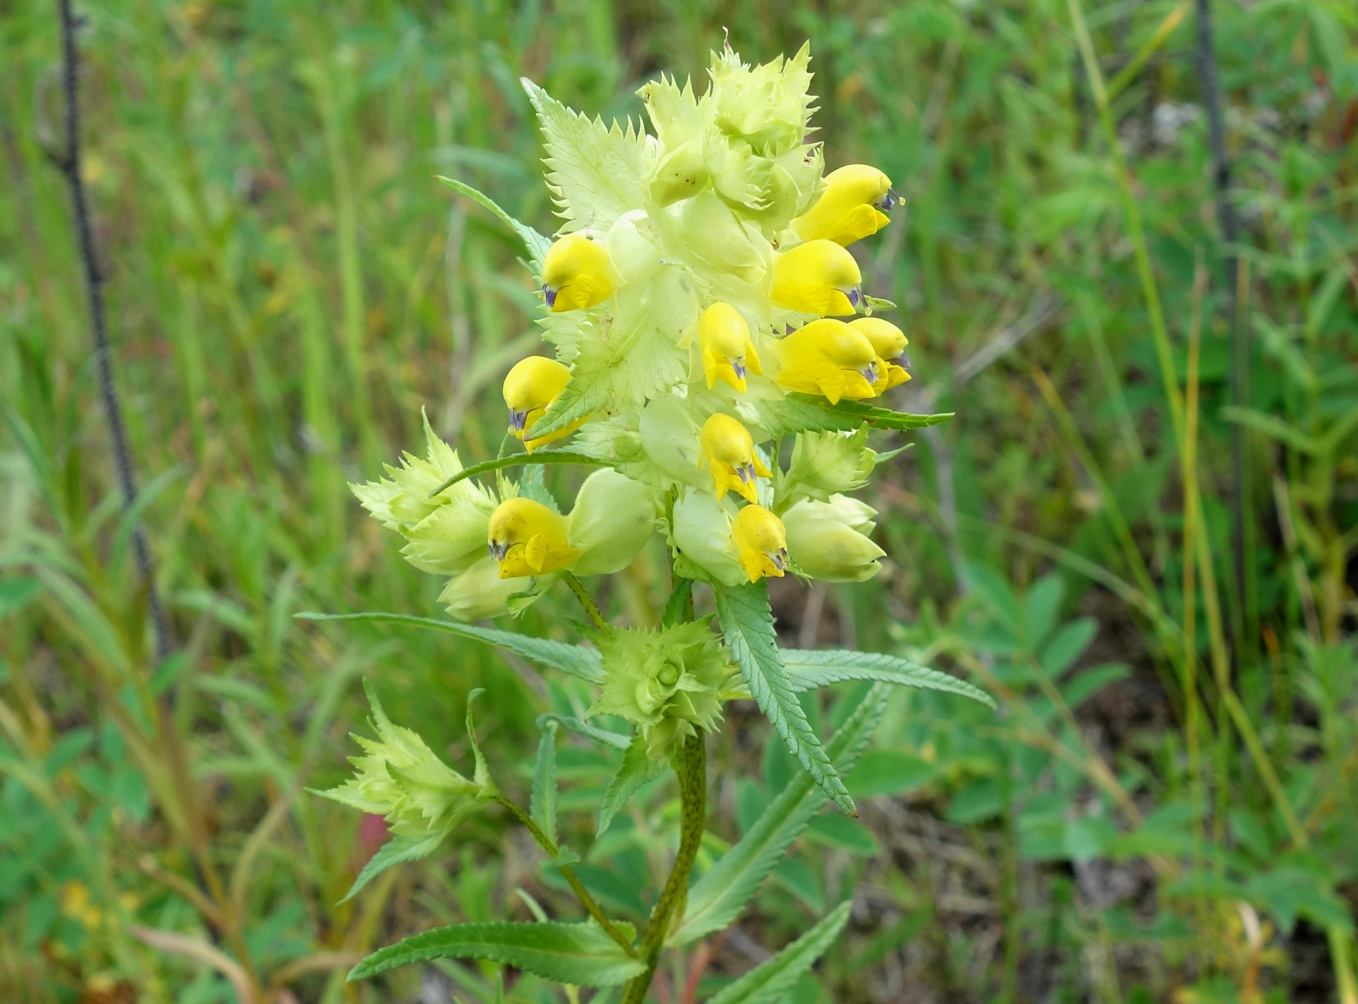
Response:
[494,796,635,955]
[622,733,707,1004]
[564,571,608,630]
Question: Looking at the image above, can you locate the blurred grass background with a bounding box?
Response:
[2,0,1356,1001]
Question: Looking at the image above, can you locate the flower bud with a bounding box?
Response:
[487,498,579,578]
[670,488,745,586]
[670,192,768,282]
[316,682,493,840]
[699,303,763,394]
[541,234,616,312]
[567,469,658,576]
[698,413,771,504]
[786,427,875,498]
[774,318,879,404]
[791,165,898,246]
[401,491,496,576]
[604,211,662,286]
[638,396,705,488]
[781,496,884,582]
[849,317,910,393]
[770,240,863,316]
[439,556,533,621]
[650,141,709,207]
[350,412,465,531]
[708,43,814,158]
[590,623,736,759]
[731,504,789,583]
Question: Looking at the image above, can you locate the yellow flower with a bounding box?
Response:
[502,356,582,452]
[699,303,763,394]
[849,317,911,393]
[790,165,898,245]
[541,234,616,312]
[698,413,771,504]
[731,504,789,583]
[774,319,879,404]
[770,239,863,316]
[487,497,579,578]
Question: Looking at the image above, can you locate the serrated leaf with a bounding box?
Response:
[428,450,608,499]
[705,901,852,1004]
[348,920,645,986]
[436,176,552,272]
[670,683,888,946]
[781,649,995,708]
[598,735,668,836]
[531,721,559,846]
[522,78,653,233]
[536,713,631,750]
[714,584,854,816]
[296,612,604,684]
[340,833,443,904]
[754,397,952,437]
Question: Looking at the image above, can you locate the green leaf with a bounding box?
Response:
[1220,406,1318,454]
[531,720,559,846]
[296,612,604,684]
[436,176,551,272]
[713,583,855,816]
[844,750,935,798]
[521,78,653,234]
[348,920,645,985]
[781,649,995,708]
[428,450,608,499]
[670,683,888,946]
[0,578,41,619]
[598,735,668,836]
[340,833,443,904]
[1038,618,1097,677]
[705,901,852,1004]
[536,713,631,750]
[754,397,952,438]
[805,814,880,856]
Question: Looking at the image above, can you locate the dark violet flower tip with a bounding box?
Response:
[861,363,879,385]
[847,286,862,309]
[876,187,900,212]
[771,548,789,571]
[732,359,747,380]
[507,408,528,432]
[542,284,557,308]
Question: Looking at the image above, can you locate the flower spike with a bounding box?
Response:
[849,317,911,393]
[487,497,579,578]
[731,504,789,583]
[774,318,879,404]
[770,239,863,316]
[791,165,898,246]
[541,234,616,312]
[698,413,771,503]
[699,303,763,393]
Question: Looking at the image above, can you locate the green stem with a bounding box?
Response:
[622,734,707,1004]
[494,796,636,955]
[564,572,608,630]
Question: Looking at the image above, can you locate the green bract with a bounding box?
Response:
[589,623,741,759]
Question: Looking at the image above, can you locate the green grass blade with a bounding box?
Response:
[436,175,551,271]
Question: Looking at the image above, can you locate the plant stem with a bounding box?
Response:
[565,571,608,629]
[622,733,707,1004]
[494,796,636,955]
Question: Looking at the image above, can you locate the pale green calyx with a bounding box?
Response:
[589,623,740,759]
[785,427,875,500]
[566,468,659,576]
[351,411,486,532]
[781,495,884,583]
[316,682,494,840]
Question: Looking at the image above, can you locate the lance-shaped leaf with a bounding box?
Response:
[428,450,607,499]
[597,735,668,836]
[436,176,551,273]
[340,832,443,904]
[782,650,995,708]
[297,612,603,684]
[705,901,852,1004]
[348,920,644,986]
[522,78,654,234]
[531,720,559,846]
[536,713,631,750]
[670,683,888,946]
[714,583,855,816]
[754,396,953,438]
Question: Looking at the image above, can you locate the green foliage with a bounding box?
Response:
[705,901,852,1004]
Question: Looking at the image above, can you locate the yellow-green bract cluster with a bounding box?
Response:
[356,43,911,620]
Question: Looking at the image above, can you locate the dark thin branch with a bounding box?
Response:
[55,0,172,665]
[1193,0,1249,658]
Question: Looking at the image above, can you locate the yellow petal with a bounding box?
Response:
[541,234,616,312]
[770,240,863,316]
[791,165,896,245]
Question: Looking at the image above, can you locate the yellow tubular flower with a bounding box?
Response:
[770,239,864,316]
[487,498,579,578]
[698,413,771,504]
[731,505,789,583]
[774,319,879,405]
[849,317,911,393]
[503,356,574,453]
[790,165,899,246]
[541,234,616,312]
[699,303,763,393]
